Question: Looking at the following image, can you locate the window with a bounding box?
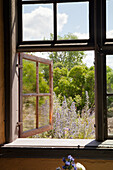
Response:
[17,0,94,50]
[4,0,113,142]
[18,53,53,137]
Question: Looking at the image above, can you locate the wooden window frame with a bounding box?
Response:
[18,53,53,137]
[4,0,113,142]
[17,0,95,52]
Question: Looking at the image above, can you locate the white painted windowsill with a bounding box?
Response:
[2,139,113,159]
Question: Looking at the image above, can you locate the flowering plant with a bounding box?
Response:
[56,155,86,170]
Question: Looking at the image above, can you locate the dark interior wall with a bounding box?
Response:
[0,0,5,144]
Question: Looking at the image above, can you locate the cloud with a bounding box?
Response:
[23,6,68,41]
[84,51,94,68]
[73,32,89,39]
[107,30,113,39]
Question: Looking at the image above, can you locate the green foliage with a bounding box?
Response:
[49,34,85,71]
[23,59,36,93]
[22,33,96,113]
[23,59,49,94]
[85,67,95,108]
[107,66,113,92]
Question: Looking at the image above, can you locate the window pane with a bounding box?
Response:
[106,55,113,93]
[38,96,50,127]
[23,97,36,131]
[23,59,36,93]
[57,2,89,40]
[22,4,53,41]
[106,0,113,39]
[107,96,113,136]
[39,63,50,93]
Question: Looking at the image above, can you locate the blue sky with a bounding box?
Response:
[23,2,89,40]
[22,0,113,68]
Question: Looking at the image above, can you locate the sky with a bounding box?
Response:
[22,0,113,68]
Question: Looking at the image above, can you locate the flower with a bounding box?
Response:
[68,155,74,162]
[56,155,86,170]
[65,161,70,166]
[62,157,66,163]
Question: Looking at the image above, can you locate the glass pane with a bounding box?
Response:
[39,63,49,93]
[23,97,36,131]
[106,55,113,93]
[106,0,113,38]
[107,96,113,136]
[23,59,36,93]
[38,96,50,127]
[57,2,89,40]
[22,4,53,41]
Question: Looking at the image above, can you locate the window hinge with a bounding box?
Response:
[17,122,23,126]
[16,64,23,69]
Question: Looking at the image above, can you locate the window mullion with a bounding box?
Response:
[54,2,57,42]
[19,53,24,137]
[49,61,53,125]
[36,61,39,129]
[18,0,22,44]
[95,0,106,141]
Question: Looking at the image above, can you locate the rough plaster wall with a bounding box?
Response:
[0,0,5,144]
[0,158,113,170]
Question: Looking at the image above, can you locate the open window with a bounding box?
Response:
[18,53,53,137]
[4,0,113,142]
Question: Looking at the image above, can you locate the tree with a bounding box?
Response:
[68,65,88,110]
[49,33,86,71]
[23,59,49,94]
[85,66,95,109]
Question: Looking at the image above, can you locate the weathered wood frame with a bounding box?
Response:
[18,53,53,138]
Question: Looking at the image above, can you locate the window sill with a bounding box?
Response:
[1,139,113,160]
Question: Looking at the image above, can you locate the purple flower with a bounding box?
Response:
[62,157,66,163]
[72,163,75,167]
[65,161,70,166]
[68,155,74,162]
[62,166,66,169]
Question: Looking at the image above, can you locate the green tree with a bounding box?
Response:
[85,66,95,109]
[49,33,86,71]
[68,65,88,110]
[23,60,49,93]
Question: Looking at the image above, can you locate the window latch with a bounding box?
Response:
[17,122,23,126]
[16,64,23,69]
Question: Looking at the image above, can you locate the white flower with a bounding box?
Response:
[76,162,86,170]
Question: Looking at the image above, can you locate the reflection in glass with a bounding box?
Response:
[106,0,113,38]
[106,55,113,93]
[57,2,89,40]
[38,96,49,127]
[23,97,36,131]
[22,59,36,93]
[22,4,53,41]
[107,96,113,136]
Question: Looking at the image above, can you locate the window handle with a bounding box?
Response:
[16,64,23,69]
[17,122,23,126]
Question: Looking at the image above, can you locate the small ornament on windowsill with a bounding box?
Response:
[56,155,86,170]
